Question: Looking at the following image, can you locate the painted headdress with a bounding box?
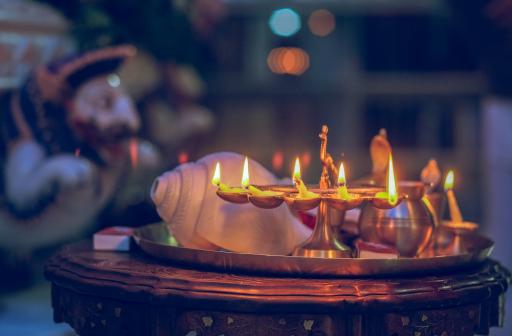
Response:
[2,45,136,156]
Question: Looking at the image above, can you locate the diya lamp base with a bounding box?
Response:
[293,242,352,258]
[291,199,353,259]
[359,181,434,258]
[437,220,479,255]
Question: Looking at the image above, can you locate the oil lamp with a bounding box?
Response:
[444,170,463,224]
[373,154,399,208]
[215,125,402,259]
[214,160,250,204]
[336,162,351,200]
[291,157,319,199]
[359,153,434,257]
[440,170,479,254]
[211,162,228,191]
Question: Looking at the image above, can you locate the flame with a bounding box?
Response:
[338,162,346,185]
[444,170,454,191]
[293,157,301,180]
[212,162,221,186]
[242,156,250,188]
[387,153,398,205]
[129,138,138,169]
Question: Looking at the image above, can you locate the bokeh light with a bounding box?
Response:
[268,8,301,37]
[308,9,335,37]
[178,151,189,164]
[302,151,312,170]
[267,47,310,75]
[272,150,284,172]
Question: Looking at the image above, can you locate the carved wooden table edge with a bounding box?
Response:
[45,241,511,336]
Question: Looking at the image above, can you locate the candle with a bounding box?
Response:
[444,170,463,223]
[293,157,318,198]
[375,153,398,205]
[336,162,352,200]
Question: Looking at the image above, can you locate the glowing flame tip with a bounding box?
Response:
[338,162,346,185]
[444,170,455,191]
[387,154,397,205]
[293,157,301,180]
[212,162,221,186]
[242,157,250,188]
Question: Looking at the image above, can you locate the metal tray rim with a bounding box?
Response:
[133,223,494,277]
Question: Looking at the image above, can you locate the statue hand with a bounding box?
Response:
[43,156,97,191]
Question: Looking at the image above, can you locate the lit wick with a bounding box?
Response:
[223,156,251,193]
[444,170,463,223]
[293,157,318,199]
[375,153,398,205]
[336,162,352,200]
[243,156,279,196]
[211,162,230,191]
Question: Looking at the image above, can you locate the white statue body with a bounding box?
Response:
[0,73,158,251]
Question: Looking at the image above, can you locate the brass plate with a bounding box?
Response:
[133,223,494,277]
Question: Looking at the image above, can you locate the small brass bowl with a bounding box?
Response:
[325,195,364,211]
[248,194,284,209]
[349,186,384,196]
[398,180,426,200]
[216,190,249,204]
[284,195,321,211]
[371,196,404,209]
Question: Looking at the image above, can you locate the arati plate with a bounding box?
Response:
[133,223,494,277]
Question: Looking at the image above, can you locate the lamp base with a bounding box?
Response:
[293,242,352,258]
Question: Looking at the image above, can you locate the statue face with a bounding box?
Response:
[68,74,140,160]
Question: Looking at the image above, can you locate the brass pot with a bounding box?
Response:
[358,181,434,257]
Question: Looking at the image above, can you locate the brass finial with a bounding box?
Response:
[319,125,338,189]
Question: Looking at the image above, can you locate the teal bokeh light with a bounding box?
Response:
[268,8,301,37]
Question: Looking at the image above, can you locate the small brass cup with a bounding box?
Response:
[248,194,284,209]
[216,190,249,204]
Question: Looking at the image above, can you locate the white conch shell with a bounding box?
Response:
[151,152,311,255]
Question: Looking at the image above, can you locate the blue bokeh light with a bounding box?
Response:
[268,8,301,37]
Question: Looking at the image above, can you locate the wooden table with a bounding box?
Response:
[45,241,510,336]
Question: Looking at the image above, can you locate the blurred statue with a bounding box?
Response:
[0,45,158,252]
[355,129,391,186]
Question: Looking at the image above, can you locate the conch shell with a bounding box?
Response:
[151,152,311,255]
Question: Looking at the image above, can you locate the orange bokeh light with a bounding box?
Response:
[301,151,311,170]
[272,150,284,171]
[178,151,189,164]
[308,9,335,37]
[267,47,310,75]
[129,138,138,169]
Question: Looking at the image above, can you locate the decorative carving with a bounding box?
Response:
[45,241,511,336]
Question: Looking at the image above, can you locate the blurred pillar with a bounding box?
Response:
[483,97,512,270]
